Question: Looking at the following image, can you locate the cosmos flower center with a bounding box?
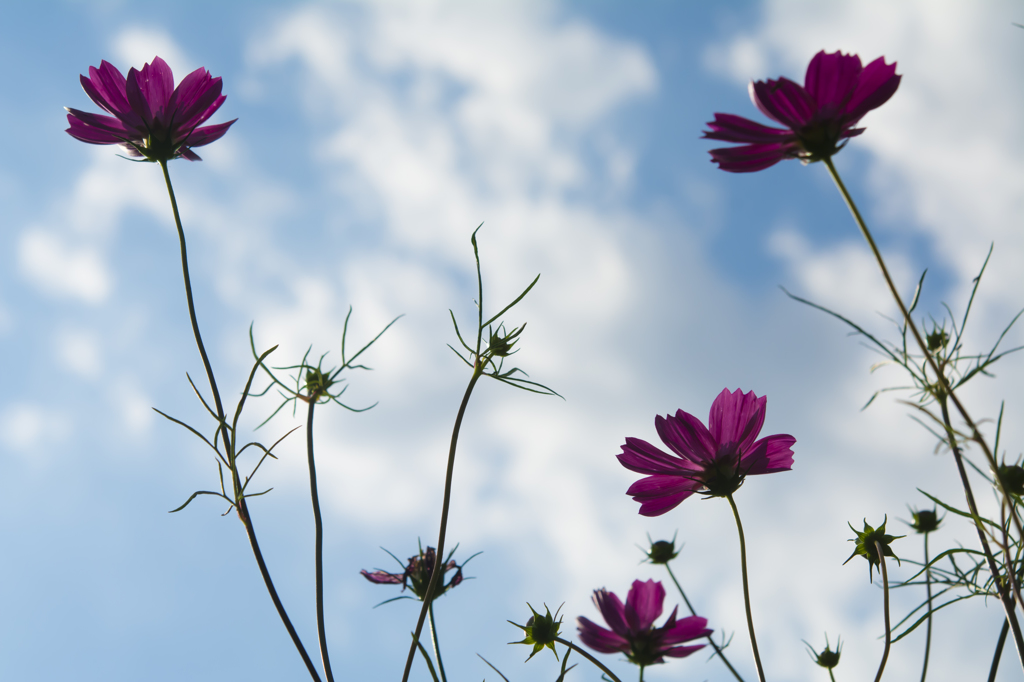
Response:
[625,628,666,667]
[701,442,744,497]
[796,118,845,162]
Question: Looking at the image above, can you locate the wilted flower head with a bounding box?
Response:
[66,57,236,162]
[577,579,710,667]
[845,516,903,582]
[703,50,900,172]
[617,388,795,516]
[509,603,563,661]
[361,545,473,603]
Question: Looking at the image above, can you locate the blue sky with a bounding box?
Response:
[2,1,1024,681]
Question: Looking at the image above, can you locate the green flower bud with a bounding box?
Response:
[644,538,680,565]
[509,603,563,661]
[844,516,904,582]
[997,464,1024,497]
[804,634,841,670]
[908,507,942,534]
[926,328,949,352]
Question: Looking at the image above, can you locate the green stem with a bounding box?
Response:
[306,398,335,682]
[989,620,1009,682]
[822,158,1018,537]
[665,563,746,682]
[726,493,766,682]
[428,602,448,682]
[553,637,623,682]
[160,160,321,682]
[828,669,837,682]
[401,367,483,682]
[920,533,932,682]
[938,396,1024,664]
[639,664,645,682]
[873,542,892,682]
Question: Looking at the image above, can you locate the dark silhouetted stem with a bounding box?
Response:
[920,532,933,682]
[873,542,892,682]
[428,603,448,682]
[938,396,1024,665]
[306,398,335,682]
[726,493,766,682]
[554,637,623,682]
[401,367,483,682]
[823,159,1019,538]
[161,161,321,682]
[665,563,746,682]
[990,620,1010,682]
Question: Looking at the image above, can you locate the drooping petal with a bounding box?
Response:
[577,616,629,654]
[844,56,901,122]
[707,142,794,172]
[658,612,712,646]
[702,113,794,144]
[359,569,404,585]
[662,643,707,658]
[65,108,130,136]
[624,579,664,632]
[804,51,862,114]
[617,437,701,476]
[708,388,765,452]
[626,477,699,517]
[180,119,236,149]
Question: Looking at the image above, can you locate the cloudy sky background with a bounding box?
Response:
[2,1,1024,680]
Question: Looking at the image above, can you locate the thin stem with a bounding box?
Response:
[401,367,483,682]
[990,620,1010,682]
[920,533,933,682]
[938,396,1024,663]
[639,664,645,682]
[428,602,448,682]
[159,160,227,437]
[306,398,335,682]
[873,542,892,682]
[160,161,320,682]
[828,669,837,682]
[553,637,623,682]
[665,563,746,682]
[726,493,766,682]
[822,158,1020,538]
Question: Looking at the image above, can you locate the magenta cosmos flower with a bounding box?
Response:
[618,388,795,516]
[703,50,900,172]
[66,57,236,162]
[577,579,711,667]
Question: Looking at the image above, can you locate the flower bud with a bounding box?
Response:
[844,516,904,582]
[642,534,680,565]
[509,603,563,661]
[997,464,1024,497]
[804,634,841,670]
[908,507,942,534]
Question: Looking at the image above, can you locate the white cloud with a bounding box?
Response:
[18,228,112,304]
[56,328,103,379]
[0,404,45,452]
[112,26,192,76]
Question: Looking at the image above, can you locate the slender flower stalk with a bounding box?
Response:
[401,368,482,682]
[160,160,322,682]
[305,398,335,682]
[662,563,746,682]
[402,226,554,682]
[428,603,448,682]
[920,531,933,682]
[990,621,1010,682]
[553,637,623,682]
[726,493,766,682]
[825,158,1024,669]
[874,541,893,682]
